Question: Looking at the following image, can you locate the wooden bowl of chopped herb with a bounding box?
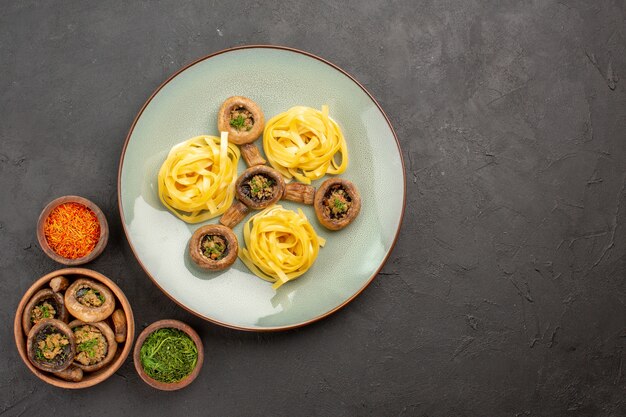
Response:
[133,319,204,391]
[14,268,135,389]
[36,195,109,266]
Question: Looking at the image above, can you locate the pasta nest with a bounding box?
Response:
[158,133,240,223]
[239,205,326,289]
[263,105,348,184]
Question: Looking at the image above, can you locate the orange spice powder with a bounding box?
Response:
[44,202,101,259]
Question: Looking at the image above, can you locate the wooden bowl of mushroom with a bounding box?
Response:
[14,268,134,389]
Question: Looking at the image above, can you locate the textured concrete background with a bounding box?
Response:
[1,1,625,416]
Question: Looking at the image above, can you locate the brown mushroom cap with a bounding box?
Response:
[64,278,115,323]
[68,320,118,373]
[189,224,238,270]
[22,288,69,336]
[314,178,362,230]
[235,165,285,210]
[27,318,76,373]
[217,96,265,145]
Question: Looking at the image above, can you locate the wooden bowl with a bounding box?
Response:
[37,196,109,266]
[14,268,135,389]
[133,319,204,391]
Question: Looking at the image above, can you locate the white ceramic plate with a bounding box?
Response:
[118,46,405,331]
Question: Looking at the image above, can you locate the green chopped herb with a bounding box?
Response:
[248,175,274,199]
[140,328,198,383]
[230,115,246,130]
[333,198,346,211]
[201,235,227,260]
[41,304,50,318]
[78,338,100,358]
[35,349,45,361]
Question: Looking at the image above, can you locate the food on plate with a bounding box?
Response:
[217,96,265,145]
[64,278,115,323]
[189,224,238,270]
[314,178,361,230]
[219,200,250,229]
[263,105,348,184]
[239,205,325,289]
[53,365,83,382]
[158,133,240,223]
[282,182,316,205]
[69,320,117,372]
[236,165,285,210]
[111,309,127,343]
[43,202,101,259]
[22,288,69,335]
[49,275,70,293]
[139,328,199,383]
[240,143,266,167]
[219,165,286,228]
[27,318,76,373]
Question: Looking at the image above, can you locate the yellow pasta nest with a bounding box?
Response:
[263,105,348,184]
[239,205,326,290]
[158,133,240,223]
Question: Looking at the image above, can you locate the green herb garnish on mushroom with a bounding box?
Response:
[69,320,117,372]
[31,301,56,323]
[76,288,104,307]
[37,332,70,360]
[247,175,275,200]
[230,114,246,129]
[78,338,101,359]
[326,187,351,218]
[201,235,227,260]
[229,107,254,131]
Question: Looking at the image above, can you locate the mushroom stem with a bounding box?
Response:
[282,183,316,205]
[219,200,250,229]
[54,366,83,382]
[112,309,127,343]
[240,143,267,167]
[49,276,70,293]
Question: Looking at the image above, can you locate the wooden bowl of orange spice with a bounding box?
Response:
[37,196,109,266]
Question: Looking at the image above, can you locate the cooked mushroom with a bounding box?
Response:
[219,165,286,228]
[54,365,83,382]
[49,276,70,293]
[22,288,69,336]
[217,96,265,145]
[69,320,117,373]
[64,279,115,323]
[27,318,76,373]
[111,309,127,343]
[314,178,362,230]
[282,182,316,205]
[235,165,285,210]
[189,224,239,270]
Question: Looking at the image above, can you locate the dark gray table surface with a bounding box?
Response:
[2,1,625,416]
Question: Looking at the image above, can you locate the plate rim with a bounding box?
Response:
[117,44,406,332]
